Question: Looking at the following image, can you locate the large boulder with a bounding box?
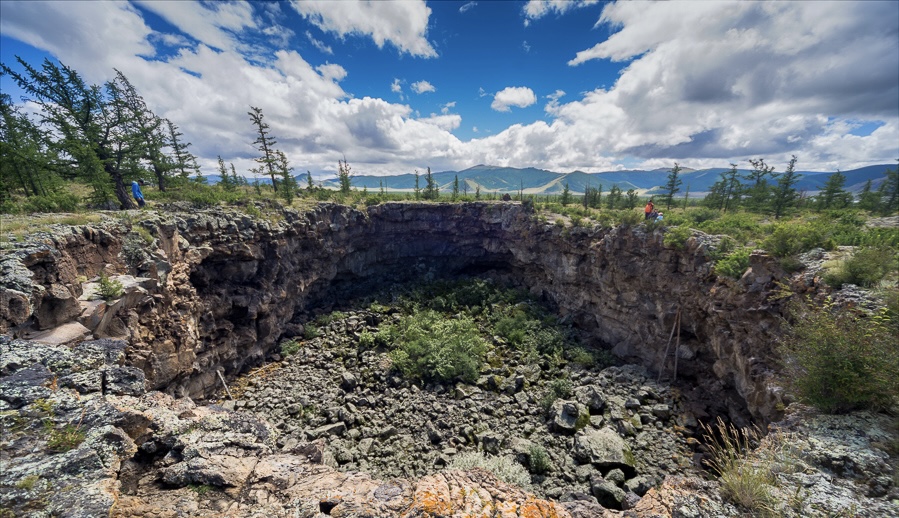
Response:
[549,400,589,434]
[572,427,636,477]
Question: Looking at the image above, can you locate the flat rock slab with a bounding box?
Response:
[29,321,91,345]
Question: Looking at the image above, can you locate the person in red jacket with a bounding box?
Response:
[644,199,654,220]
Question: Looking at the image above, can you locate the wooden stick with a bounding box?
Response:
[217,369,234,400]
[673,309,681,382]
[657,308,680,383]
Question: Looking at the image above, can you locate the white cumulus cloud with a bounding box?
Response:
[290,0,436,58]
[523,0,599,26]
[411,80,436,94]
[491,87,537,112]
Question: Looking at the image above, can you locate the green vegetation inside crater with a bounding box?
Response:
[356,279,617,384]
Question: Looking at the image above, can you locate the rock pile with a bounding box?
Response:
[232,310,696,509]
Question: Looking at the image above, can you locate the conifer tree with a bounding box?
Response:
[662,163,682,210]
[857,179,879,213]
[116,70,171,191]
[880,165,898,215]
[0,92,62,202]
[338,158,352,194]
[817,170,850,210]
[248,106,278,190]
[276,150,296,203]
[744,159,773,212]
[722,163,742,212]
[561,182,571,206]
[217,155,235,191]
[423,167,439,200]
[452,175,459,201]
[624,189,639,209]
[414,170,421,200]
[770,155,799,219]
[607,185,622,209]
[165,119,199,181]
[230,163,244,186]
[1,58,162,208]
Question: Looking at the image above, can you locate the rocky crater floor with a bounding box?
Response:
[230,308,695,507]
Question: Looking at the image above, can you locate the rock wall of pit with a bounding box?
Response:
[0,202,789,421]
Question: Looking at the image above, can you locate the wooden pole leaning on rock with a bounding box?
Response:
[217,369,234,400]
[673,309,681,382]
[657,307,681,384]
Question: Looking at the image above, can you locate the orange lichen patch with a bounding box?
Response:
[516,497,571,518]
[412,474,454,516]
[226,361,283,401]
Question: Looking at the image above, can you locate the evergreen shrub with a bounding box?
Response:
[780,301,899,413]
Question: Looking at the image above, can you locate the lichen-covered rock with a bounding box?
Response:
[549,400,588,434]
[572,428,636,476]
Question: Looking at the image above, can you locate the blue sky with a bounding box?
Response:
[2,1,897,179]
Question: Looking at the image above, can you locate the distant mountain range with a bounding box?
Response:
[313,163,895,195]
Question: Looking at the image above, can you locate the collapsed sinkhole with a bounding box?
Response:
[201,275,752,505]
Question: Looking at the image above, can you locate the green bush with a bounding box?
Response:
[303,324,320,339]
[823,247,897,288]
[663,226,692,250]
[780,301,899,413]
[686,207,720,225]
[697,212,763,245]
[98,273,124,301]
[21,191,81,213]
[447,452,531,488]
[280,339,301,356]
[380,309,487,383]
[857,227,899,249]
[527,444,551,474]
[493,307,540,348]
[762,222,834,257]
[714,248,752,279]
[617,209,643,227]
[540,377,573,413]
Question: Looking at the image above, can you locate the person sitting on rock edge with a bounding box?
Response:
[644,199,654,220]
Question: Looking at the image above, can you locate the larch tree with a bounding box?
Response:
[116,70,170,191]
[423,167,439,200]
[276,150,296,203]
[817,170,850,210]
[1,57,161,209]
[770,155,799,219]
[248,106,279,190]
[744,159,774,213]
[338,158,352,194]
[165,119,199,181]
[880,165,898,215]
[662,163,682,210]
[0,92,63,202]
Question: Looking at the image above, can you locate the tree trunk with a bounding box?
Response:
[152,161,166,192]
[110,169,137,209]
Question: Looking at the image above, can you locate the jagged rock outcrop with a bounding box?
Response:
[1,202,791,423]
